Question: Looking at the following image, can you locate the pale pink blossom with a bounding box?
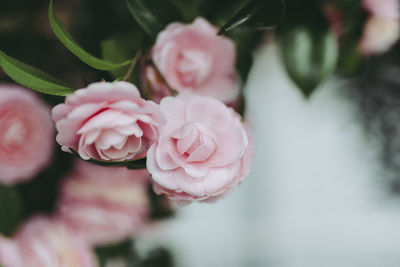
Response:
[0,84,54,185]
[57,160,150,246]
[151,18,240,103]
[362,0,399,20]
[147,94,254,203]
[359,16,400,54]
[0,216,97,267]
[52,81,165,162]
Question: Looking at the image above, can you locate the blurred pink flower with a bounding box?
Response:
[0,216,97,267]
[151,18,240,103]
[0,84,54,185]
[147,94,254,203]
[0,237,22,267]
[323,3,344,37]
[362,0,399,20]
[57,160,150,246]
[359,16,400,55]
[52,81,165,162]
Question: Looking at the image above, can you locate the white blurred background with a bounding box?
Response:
[137,40,400,267]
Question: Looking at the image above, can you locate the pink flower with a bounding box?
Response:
[57,160,150,246]
[151,18,240,103]
[52,81,165,162]
[359,16,400,54]
[147,94,254,203]
[0,216,97,267]
[362,0,399,20]
[0,84,54,185]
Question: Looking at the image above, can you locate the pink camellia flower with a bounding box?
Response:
[57,160,150,246]
[147,94,254,203]
[0,216,97,267]
[0,84,53,185]
[362,0,399,20]
[52,81,165,162]
[359,17,400,55]
[151,18,240,103]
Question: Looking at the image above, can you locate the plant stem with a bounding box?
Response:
[150,60,178,96]
[122,51,142,81]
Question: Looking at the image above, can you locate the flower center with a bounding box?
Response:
[0,112,30,151]
[172,122,217,162]
[177,49,213,87]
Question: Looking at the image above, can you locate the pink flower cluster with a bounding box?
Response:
[0,16,254,267]
[0,162,151,266]
[52,18,254,204]
[359,0,400,54]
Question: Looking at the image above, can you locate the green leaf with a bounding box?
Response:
[281,27,338,97]
[49,0,131,70]
[168,0,196,21]
[71,150,147,169]
[101,39,132,79]
[125,0,165,39]
[0,50,74,96]
[337,41,363,76]
[0,185,22,236]
[101,32,144,80]
[218,0,286,35]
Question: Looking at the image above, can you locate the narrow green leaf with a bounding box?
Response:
[125,0,164,39]
[71,150,147,169]
[49,0,131,70]
[0,50,74,96]
[281,27,338,97]
[218,0,286,35]
[0,185,22,236]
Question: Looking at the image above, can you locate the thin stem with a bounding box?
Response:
[122,50,142,81]
[150,60,178,96]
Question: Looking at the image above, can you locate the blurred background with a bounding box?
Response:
[136,41,400,267]
[1,0,400,266]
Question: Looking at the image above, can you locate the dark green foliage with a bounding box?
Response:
[0,185,22,236]
[17,148,74,220]
[148,184,175,221]
[96,240,137,267]
[218,0,286,35]
[49,0,132,70]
